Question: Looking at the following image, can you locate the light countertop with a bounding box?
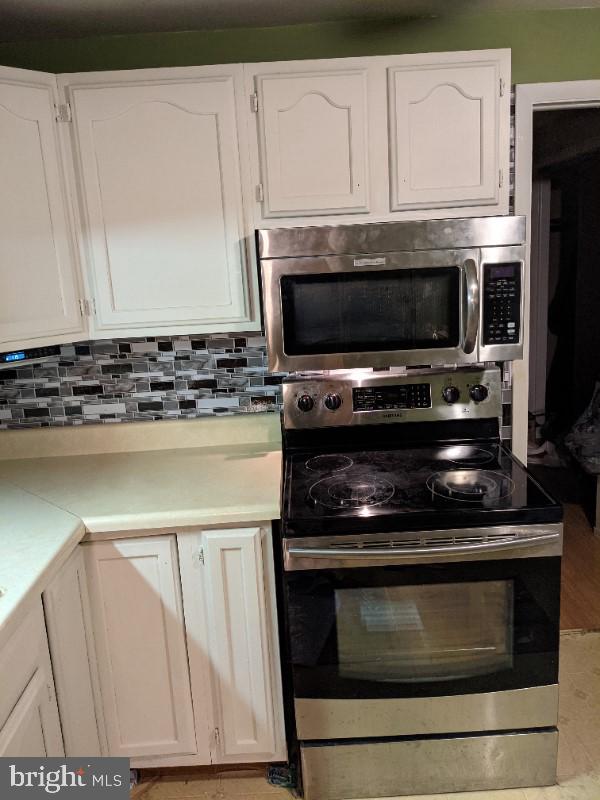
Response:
[0,443,282,534]
[0,480,84,638]
[0,415,283,637]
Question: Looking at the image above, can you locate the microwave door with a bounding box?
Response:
[262,251,481,372]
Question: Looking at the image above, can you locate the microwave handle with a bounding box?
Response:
[462,258,480,355]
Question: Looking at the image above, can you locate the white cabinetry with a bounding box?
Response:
[60,67,259,337]
[43,547,104,756]
[246,49,510,227]
[252,65,371,217]
[0,603,64,757]
[83,536,197,758]
[0,66,85,351]
[178,526,286,763]
[387,51,509,211]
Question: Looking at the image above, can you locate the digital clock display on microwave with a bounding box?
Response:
[353,383,432,411]
[4,352,25,363]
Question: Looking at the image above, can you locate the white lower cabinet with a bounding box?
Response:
[43,547,105,756]
[83,536,197,758]
[82,526,286,766]
[0,602,64,757]
[178,526,286,763]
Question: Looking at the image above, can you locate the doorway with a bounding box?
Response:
[515,82,600,632]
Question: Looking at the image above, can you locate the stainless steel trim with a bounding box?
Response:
[463,257,479,354]
[300,730,558,800]
[295,684,558,740]
[258,216,526,259]
[288,533,560,561]
[282,366,501,430]
[262,248,480,373]
[283,524,563,571]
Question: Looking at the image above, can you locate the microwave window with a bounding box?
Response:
[335,580,514,683]
[280,268,460,355]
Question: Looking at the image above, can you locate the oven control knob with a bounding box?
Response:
[442,386,460,404]
[324,393,343,411]
[469,384,489,403]
[297,394,314,412]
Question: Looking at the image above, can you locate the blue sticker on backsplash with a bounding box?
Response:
[0,335,285,429]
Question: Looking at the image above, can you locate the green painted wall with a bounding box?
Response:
[1,8,600,83]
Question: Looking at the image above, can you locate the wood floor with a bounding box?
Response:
[561,503,600,630]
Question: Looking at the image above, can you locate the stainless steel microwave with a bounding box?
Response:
[258,216,526,372]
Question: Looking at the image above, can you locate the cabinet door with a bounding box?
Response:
[254,67,369,217]
[0,66,84,349]
[388,52,509,212]
[64,67,255,335]
[0,602,63,758]
[83,536,196,758]
[0,670,64,757]
[43,547,105,756]
[187,527,285,762]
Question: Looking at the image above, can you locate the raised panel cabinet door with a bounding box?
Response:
[43,547,105,756]
[201,527,285,761]
[0,66,84,349]
[65,69,254,333]
[0,670,64,757]
[83,536,197,758]
[389,55,508,211]
[0,603,64,758]
[255,69,369,216]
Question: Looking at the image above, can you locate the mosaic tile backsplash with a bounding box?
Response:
[0,335,285,429]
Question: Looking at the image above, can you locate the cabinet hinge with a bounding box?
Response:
[193,547,205,568]
[47,683,54,703]
[79,298,95,317]
[255,183,264,203]
[250,92,258,113]
[55,102,72,123]
[214,727,220,745]
[499,77,505,98]
[499,168,504,189]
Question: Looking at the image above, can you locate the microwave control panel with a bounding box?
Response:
[482,262,521,346]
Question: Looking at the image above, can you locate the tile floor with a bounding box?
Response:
[140,631,600,800]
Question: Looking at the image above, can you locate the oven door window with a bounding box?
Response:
[280,268,460,355]
[336,580,513,683]
[286,558,560,699]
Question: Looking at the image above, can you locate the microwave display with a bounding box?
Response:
[280,268,460,356]
[353,383,432,411]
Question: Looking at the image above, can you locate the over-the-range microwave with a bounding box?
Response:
[258,216,526,372]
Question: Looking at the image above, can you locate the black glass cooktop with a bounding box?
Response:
[282,441,562,536]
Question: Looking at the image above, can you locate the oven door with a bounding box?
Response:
[261,249,480,372]
[284,529,561,740]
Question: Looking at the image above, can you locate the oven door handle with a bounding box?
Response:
[286,532,561,563]
[462,257,480,355]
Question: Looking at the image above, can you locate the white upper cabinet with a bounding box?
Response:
[0,66,85,350]
[387,50,510,212]
[60,66,259,336]
[250,63,371,217]
[246,49,510,227]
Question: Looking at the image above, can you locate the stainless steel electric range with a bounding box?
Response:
[275,366,562,800]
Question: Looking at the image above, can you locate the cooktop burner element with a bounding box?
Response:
[309,475,395,509]
[305,455,353,473]
[437,446,495,467]
[427,469,516,504]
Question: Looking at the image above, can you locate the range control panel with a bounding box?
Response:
[283,367,502,430]
[482,262,521,345]
[353,383,431,411]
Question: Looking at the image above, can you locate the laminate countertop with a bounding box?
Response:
[0,443,282,534]
[0,480,84,637]
[0,416,282,637]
